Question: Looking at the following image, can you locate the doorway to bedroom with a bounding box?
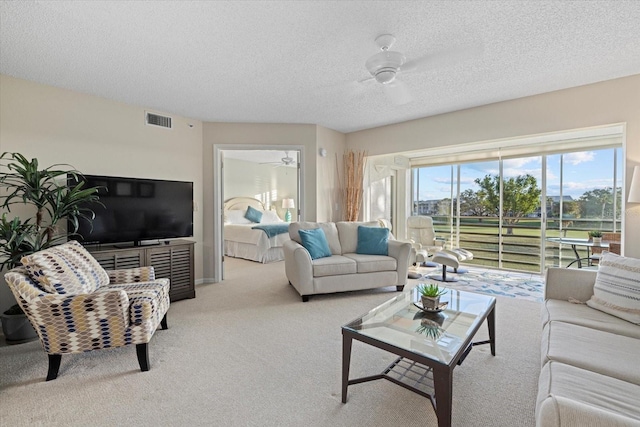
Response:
[213,146,303,281]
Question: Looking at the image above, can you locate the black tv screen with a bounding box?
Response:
[69,174,193,246]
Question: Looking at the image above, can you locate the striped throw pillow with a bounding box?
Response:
[586,252,640,324]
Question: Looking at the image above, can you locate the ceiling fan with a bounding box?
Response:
[361,34,481,105]
[260,151,296,167]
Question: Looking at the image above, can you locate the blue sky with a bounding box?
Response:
[414,148,622,201]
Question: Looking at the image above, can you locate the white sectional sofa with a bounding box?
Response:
[283,221,411,302]
[538,263,640,426]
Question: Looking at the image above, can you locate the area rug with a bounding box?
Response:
[410,265,545,303]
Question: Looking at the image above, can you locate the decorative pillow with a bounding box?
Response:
[245,206,263,223]
[21,240,110,295]
[336,221,381,254]
[225,210,252,224]
[586,252,640,324]
[298,228,332,260]
[356,226,389,256]
[261,210,283,224]
[290,222,342,255]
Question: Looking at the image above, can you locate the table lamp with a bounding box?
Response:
[282,198,295,222]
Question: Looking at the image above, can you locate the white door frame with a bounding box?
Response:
[212,144,305,282]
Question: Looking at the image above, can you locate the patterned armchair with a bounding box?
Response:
[4,241,170,381]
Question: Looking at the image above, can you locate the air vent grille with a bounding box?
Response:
[146,112,172,129]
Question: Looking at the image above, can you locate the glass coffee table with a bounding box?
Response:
[341,287,496,427]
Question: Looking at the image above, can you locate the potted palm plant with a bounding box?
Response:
[0,152,101,343]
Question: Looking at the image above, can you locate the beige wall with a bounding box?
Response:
[0,75,204,314]
[202,122,318,280]
[346,74,640,258]
[316,126,345,222]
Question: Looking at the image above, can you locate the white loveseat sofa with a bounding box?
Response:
[538,260,640,426]
[283,221,411,302]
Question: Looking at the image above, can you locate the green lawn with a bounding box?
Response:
[431,218,617,273]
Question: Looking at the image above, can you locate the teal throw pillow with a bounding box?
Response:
[245,206,263,223]
[298,228,332,260]
[356,226,389,256]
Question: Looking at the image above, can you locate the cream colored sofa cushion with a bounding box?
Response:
[290,221,342,255]
[343,253,397,273]
[311,255,357,277]
[542,299,640,339]
[537,361,640,427]
[541,321,640,385]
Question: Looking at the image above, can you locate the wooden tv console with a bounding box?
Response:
[87,239,195,302]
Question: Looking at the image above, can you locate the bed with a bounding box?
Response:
[223,197,291,263]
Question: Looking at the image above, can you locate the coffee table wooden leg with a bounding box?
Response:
[487,305,496,356]
[433,366,453,427]
[341,333,352,403]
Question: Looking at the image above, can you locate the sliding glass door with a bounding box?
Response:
[412,147,622,273]
[412,165,456,245]
[458,161,500,268]
[500,156,542,271]
[544,148,623,267]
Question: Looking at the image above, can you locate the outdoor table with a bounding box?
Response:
[545,237,609,268]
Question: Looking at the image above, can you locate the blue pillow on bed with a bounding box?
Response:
[298,228,332,260]
[244,206,263,223]
[356,226,389,256]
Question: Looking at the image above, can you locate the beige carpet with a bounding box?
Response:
[0,258,541,426]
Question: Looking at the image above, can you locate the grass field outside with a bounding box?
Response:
[431,216,620,273]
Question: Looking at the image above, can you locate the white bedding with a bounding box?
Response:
[224,224,290,263]
[222,198,292,263]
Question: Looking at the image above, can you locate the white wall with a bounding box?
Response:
[346,74,640,258]
[0,75,204,314]
[223,157,298,219]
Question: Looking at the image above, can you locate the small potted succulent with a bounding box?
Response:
[416,283,447,310]
[588,230,603,245]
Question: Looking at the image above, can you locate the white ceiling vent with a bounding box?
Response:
[145,112,172,129]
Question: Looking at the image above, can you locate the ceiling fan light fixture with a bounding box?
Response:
[374,69,397,84]
[365,50,406,82]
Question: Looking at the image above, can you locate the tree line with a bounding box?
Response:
[417,174,621,235]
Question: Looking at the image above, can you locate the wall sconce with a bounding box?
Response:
[319,148,327,157]
[282,198,295,222]
[629,166,640,203]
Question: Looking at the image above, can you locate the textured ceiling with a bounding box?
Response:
[1,1,640,133]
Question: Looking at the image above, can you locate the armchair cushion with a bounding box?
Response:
[21,240,109,295]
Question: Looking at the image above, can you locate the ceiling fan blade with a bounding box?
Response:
[383,80,412,105]
[357,76,376,84]
[402,42,484,74]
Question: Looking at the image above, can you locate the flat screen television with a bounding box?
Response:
[69,174,193,246]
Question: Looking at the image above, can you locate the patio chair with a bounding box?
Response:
[406,216,445,266]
